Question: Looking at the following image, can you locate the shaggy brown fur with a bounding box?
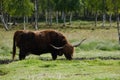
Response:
[12,30,74,60]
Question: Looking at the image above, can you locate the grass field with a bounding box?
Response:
[0,25,120,80]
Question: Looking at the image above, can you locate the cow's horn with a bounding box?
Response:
[50,44,65,50]
[72,38,86,47]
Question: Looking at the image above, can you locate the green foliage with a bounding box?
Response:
[1,0,120,20]
[4,0,34,17]
[79,41,120,51]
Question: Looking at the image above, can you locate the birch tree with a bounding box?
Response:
[106,0,114,28]
[34,0,38,30]
[4,0,34,30]
[101,0,106,28]
[0,0,9,31]
[54,0,61,24]
[113,0,120,44]
[59,0,69,26]
[91,0,101,27]
[67,0,81,25]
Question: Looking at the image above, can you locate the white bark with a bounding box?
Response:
[34,0,38,30]
[63,11,66,26]
[109,14,112,27]
[45,10,48,24]
[48,9,50,26]
[23,16,26,30]
[50,9,52,26]
[117,15,120,44]
[102,14,106,27]
[0,14,9,31]
[95,13,98,27]
[69,12,72,25]
[56,11,58,24]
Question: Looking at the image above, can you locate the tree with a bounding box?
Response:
[101,0,106,28]
[113,0,120,44]
[82,0,90,18]
[106,0,114,28]
[67,0,81,25]
[39,0,54,26]
[47,0,54,26]
[38,0,48,24]
[59,0,69,26]
[54,0,61,24]
[4,0,34,30]
[0,0,9,31]
[34,0,38,30]
[93,0,100,27]
[86,0,100,27]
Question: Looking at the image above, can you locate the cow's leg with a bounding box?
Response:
[19,49,26,60]
[19,54,26,60]
[51,52,57,60]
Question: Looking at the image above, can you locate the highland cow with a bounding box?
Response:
[12,30,86,60]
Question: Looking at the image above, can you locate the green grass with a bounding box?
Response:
[77,41,120,51]
[0,26,120,80]
[0,59,120,80]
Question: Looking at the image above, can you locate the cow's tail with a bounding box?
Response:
[12,35,16,60]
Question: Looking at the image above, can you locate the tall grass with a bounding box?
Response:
[78,41,120,51]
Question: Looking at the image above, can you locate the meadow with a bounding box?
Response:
[0,21,120,80]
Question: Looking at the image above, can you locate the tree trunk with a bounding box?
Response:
[95,12,98,27]
[56,11,58,24]
[26,16,28,23]
[102,0,106,28]
[0,14,9,31]
[61,11,64,20]
[109,14,112,28]
[113,0,120,44]
[117,14,120,44]
[63,11,66,26]
[102,13,106,28]
[45,10,48,25]
[49,8,52,26]
[48,9,50,26]
[23,16,26,30]
[69,12,72,25]
[0,0,8,30]
[34,0,38,30]
[30,15,34,24]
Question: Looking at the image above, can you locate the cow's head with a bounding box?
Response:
[50,38,86,60]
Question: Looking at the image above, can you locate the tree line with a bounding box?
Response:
[0,0,120,29]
